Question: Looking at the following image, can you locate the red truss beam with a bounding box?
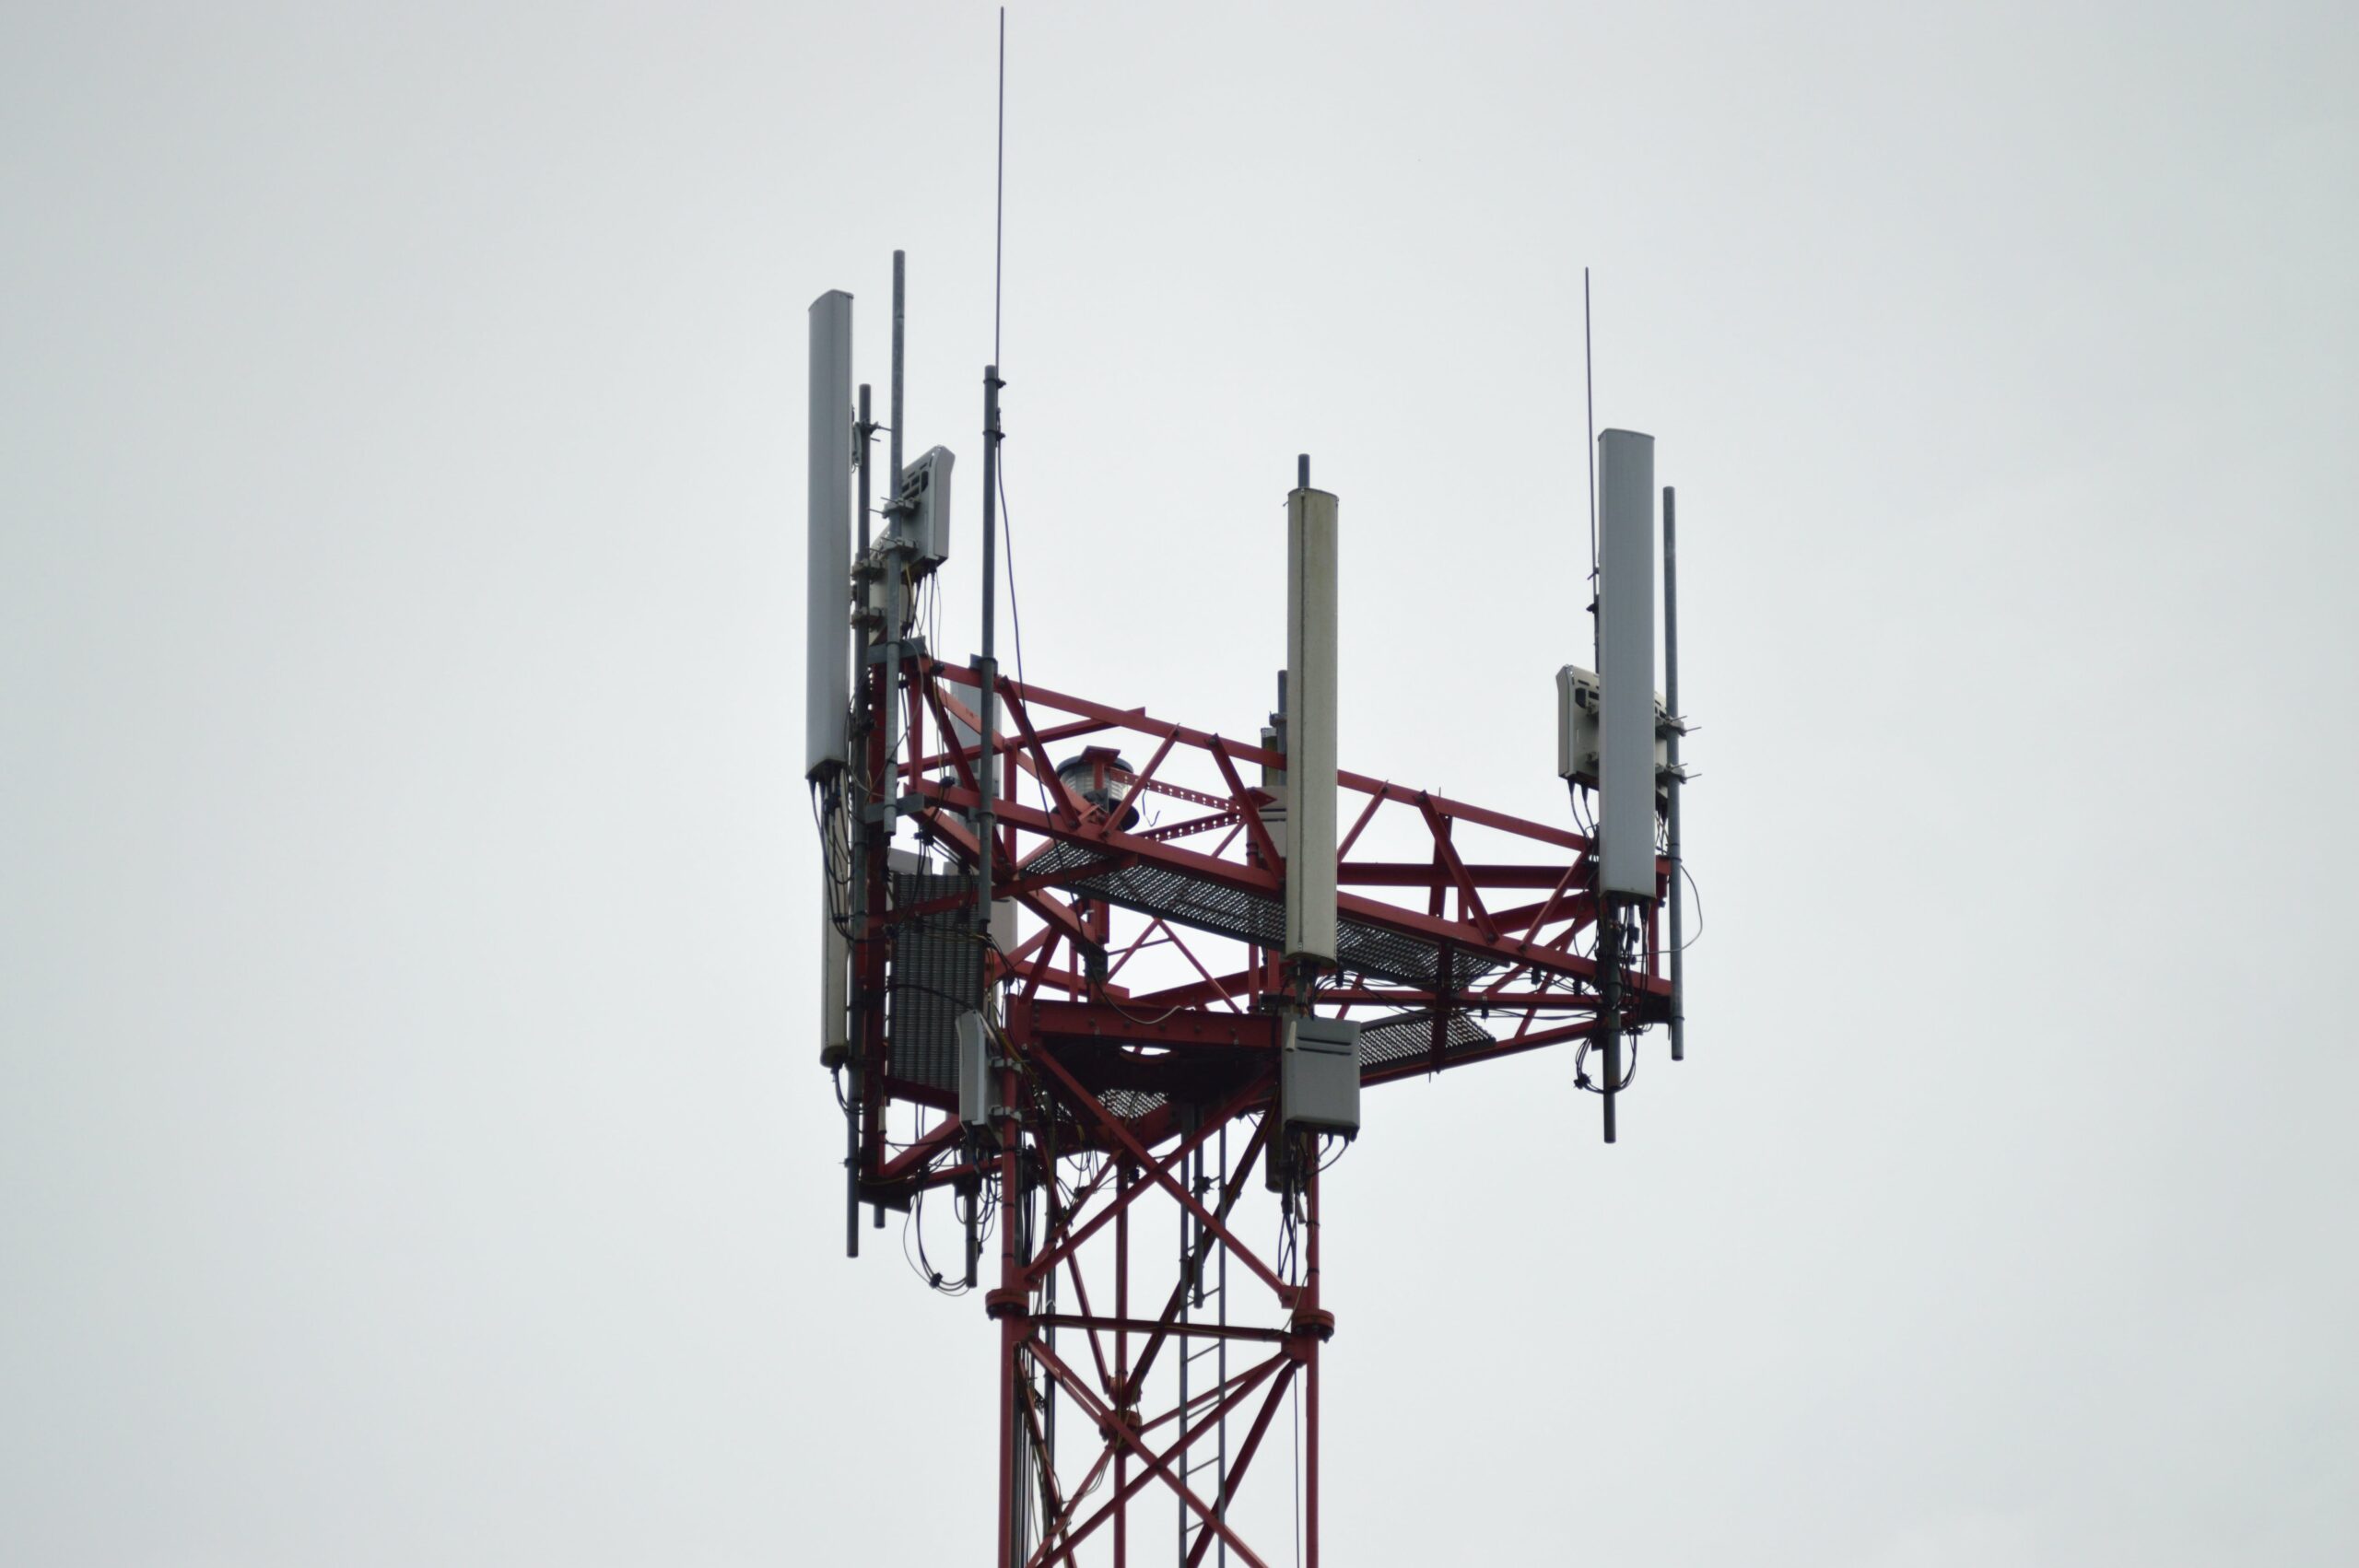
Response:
[841,655,1675,1566]
[846,659,1675,1208]
[898,658,1669,1005]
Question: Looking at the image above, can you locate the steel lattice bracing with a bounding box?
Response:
[985,1059,1314,1568]
[825,653,1673,1563]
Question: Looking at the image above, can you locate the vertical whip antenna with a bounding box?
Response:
[1584,265,1598,634]
[994,6,1006,366]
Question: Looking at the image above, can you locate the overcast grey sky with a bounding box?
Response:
[4,3,2355,1564]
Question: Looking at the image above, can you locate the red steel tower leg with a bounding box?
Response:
[1114,1159,1130,1568]
[972,1032,1337,1568]
[998,1047,1023,1568]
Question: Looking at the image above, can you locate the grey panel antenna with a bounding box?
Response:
[1596,429,1657,899]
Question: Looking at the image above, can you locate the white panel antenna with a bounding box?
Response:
[805,290,854,779]
[1284,483,1339,965]
[1596,429,1657,899]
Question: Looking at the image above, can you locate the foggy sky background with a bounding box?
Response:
[5,3,2355,1564]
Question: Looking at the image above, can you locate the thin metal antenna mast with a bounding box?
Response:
[975,13,1006,1081]
[882,252,908,902]
[1584,266,1598,605]
[983,8,1008,661]
[977,370,1001,936]
[1584,265,1616,1142]
[847,380,873,1258]
[994,6,1006,364]
[980,15,1018,1559]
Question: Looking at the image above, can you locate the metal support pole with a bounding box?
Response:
[977,366,1003,947]
[1177,1148,1194,1565]
[843,1071,859,1257]
[967,369,1004,1311]
[1305,1166,1321,1568]
[839,344,863,1263]
[880,553,902,818]
[1042,1087,1058,1531]
[995,1264,1015,1564]
[1115,1160,1131,1568]
[996,1054,1024,1568]
[1598,899,1620,1143]
[1216,1123,1228,1567]
[857,383,873,558]
[855,655,890,1215]
[849,284,894,1238]
[845,384,872,1269]
[839,772,857,1258]
[973,363,1004,1328]
[965,1179,980,1290]
[874,259,908,832]
[1664,485,1684,1062]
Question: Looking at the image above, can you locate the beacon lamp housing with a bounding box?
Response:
[1055,748,1141,830]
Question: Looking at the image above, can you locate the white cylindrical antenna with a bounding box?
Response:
[1284,478,1340,968]
[1595,429,1657,900]
[890,252,906,495]
[805,290,854,779]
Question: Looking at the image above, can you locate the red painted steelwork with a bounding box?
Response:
[839,657,1669,1564]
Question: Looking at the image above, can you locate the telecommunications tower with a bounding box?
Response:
[807,255,1694,1566]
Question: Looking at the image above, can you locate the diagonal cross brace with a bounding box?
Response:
[1034,1049,1291,1301]
[1025,1335,1285,1568]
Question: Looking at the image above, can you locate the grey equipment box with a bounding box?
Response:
[896,445,955,575]
[1282,1015,1361,1139]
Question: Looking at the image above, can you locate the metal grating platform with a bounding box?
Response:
[1353,1008,1498,1069]
[1026,843,1503,992]
[1100,1089,1169,1119]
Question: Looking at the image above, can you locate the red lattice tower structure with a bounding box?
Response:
[807,267,1690,1567]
